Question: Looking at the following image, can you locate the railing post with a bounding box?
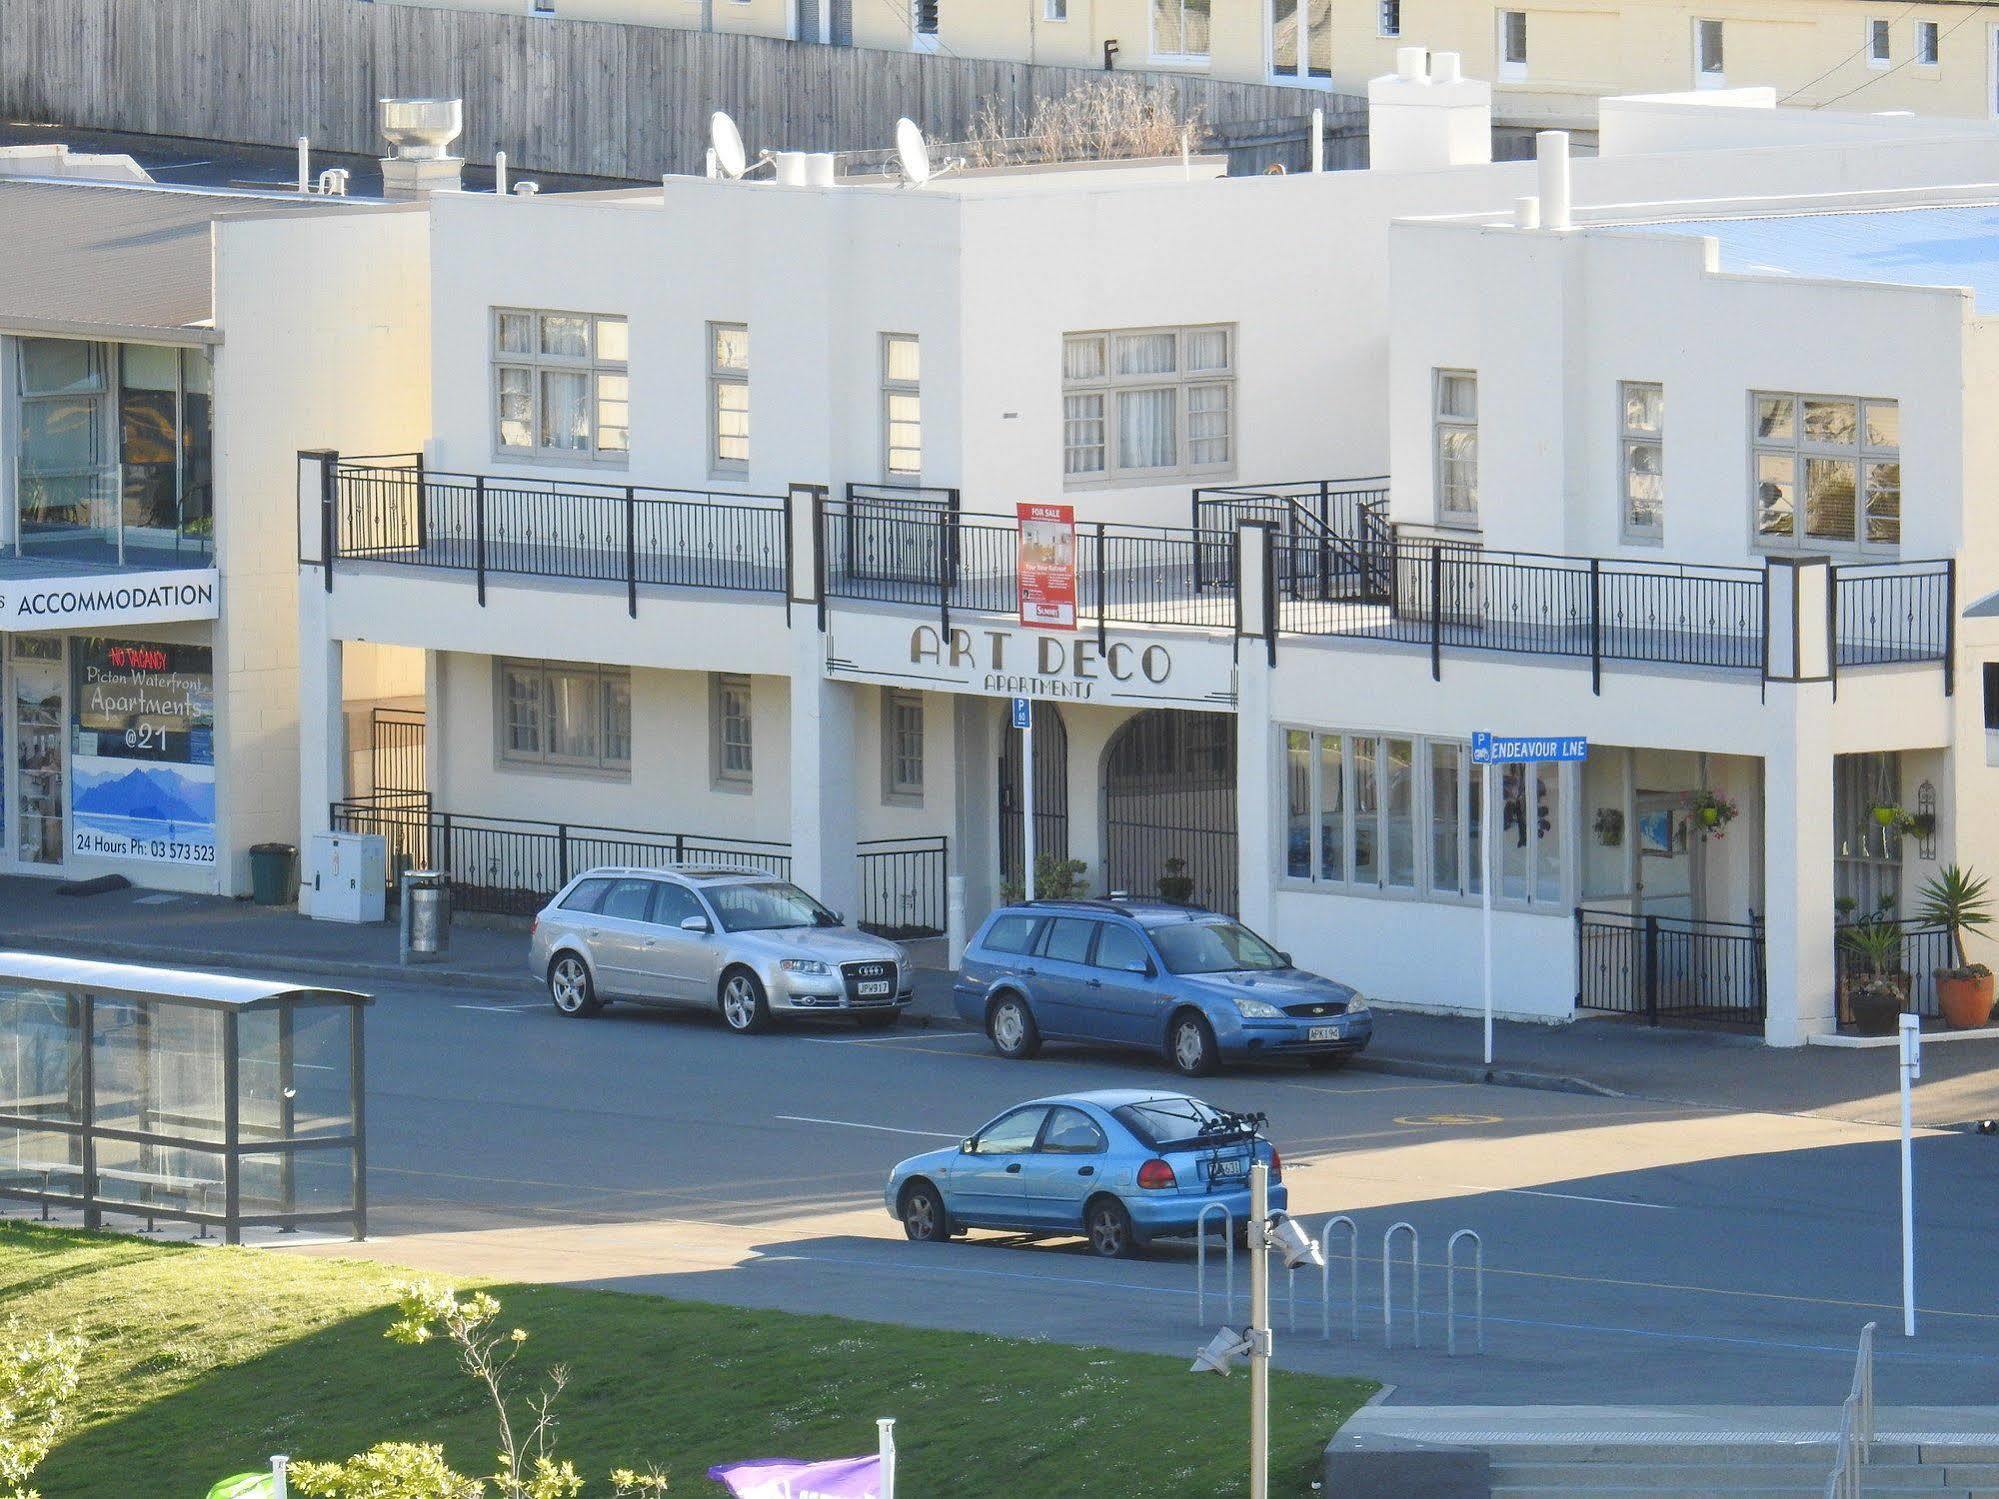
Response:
[625,485,638,619]
[1190,488,1204,592]
[413,451,428,552]
[320,453,337,594]
[1316,482,1331,601]
[1096,521,1110,651]
[1429,542,1444,682]
[474,475,488,607]
[439,812,454,881]
[558,824,571,887]
[1945,557,1957,697]
[1643,914,1660,1027]
[1588,557,1602,696]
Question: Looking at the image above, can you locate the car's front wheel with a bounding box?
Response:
[719,969,771,1034]
[547,954,601,1018]
[1085,1196,1138,1259]
[987,994,1041,1059]
[1169,1012,1220,1077]
[901,1181,949,1243]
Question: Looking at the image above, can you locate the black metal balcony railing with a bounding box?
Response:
[330,796,947,936]
[1832,561,1955,678]
[1575,907,1767,1026]
[1190,476,1391,594]
[330,460,788,612]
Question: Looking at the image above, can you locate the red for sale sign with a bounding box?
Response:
[1017,502,1078,630]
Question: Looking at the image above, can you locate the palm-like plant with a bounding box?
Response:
[1839,917,1904,975]
[1916,864,1993,973]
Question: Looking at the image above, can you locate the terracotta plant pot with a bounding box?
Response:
[1847,979,1904,1037]
[1935,969,1996,1030]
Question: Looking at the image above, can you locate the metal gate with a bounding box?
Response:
[369,707,427,799]
[1103,710,1238,914]
[999,703,1068,890]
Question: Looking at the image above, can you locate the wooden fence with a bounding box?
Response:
[0,0,1368,179]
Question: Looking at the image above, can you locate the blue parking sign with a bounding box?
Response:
[1011,697,1032,730]
[1471,731,1588,765]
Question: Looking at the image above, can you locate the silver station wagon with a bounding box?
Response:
[528,864,912,1034]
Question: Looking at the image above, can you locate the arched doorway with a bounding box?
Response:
[1103,710,1238,913]
[999,703,1069,892]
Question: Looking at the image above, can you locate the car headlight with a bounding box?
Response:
[1234,997,1286,1020]
[1345,994,1370,1015]
[780,958,832,975]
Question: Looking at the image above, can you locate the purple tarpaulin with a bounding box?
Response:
[707,1454,882,1499]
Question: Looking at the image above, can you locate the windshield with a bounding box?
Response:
[1150,919,1286,975]
[1113,1096,1256,1149]
[706,881,840,933]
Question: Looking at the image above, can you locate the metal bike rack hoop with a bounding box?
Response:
[1446,1228,1484,1356]
[1319,1215,1359,1341]
[1383,1220,1419,1349]
[1195,1201,1235,1325]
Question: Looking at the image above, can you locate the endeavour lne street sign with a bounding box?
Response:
[1470,731,1589,764]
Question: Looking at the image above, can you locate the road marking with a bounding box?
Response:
[1395,1112,1505,1126]
[800,1030,982,1045]
[452,1003,541,1013]
[1494,1186,1672,1210]
[774,1114,961,1139]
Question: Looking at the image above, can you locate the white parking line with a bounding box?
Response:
[774,1114,962,1139]
[453,1003,542,1014]
[799,1030,982,1045]
[1497,1186,1674,1210]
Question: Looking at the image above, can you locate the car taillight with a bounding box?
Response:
[1136,1158,1177,1190]
[1268,1146,1282,1180]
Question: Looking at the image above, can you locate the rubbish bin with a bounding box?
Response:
[249,843,297,907]
[400,870,451,964]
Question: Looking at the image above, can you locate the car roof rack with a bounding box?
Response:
[1024,896,1211,916]
[586,862,780,880]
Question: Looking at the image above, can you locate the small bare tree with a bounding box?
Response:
[967,79,1199,168]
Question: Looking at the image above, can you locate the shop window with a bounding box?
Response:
[496,660,630,774]
[712,673,754,788]
[492,309,628,461]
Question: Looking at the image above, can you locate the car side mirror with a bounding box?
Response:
[1125,958,1153,976]
[959,1138,975,1154]
[680,916,712,934]
[1277,952,1292,967]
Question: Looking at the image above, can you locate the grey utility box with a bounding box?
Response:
[399,871,452,964]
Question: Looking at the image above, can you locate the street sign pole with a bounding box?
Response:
[1899,1011,1920,1337]
[1248,1161,1271,1499]
[1481,759,1495,1067]
[1013,698,1036,902]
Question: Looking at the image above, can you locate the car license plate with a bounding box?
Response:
[1308,1025,1339,1042]
[858,980,891,997]
[1207,1156,1246,1184]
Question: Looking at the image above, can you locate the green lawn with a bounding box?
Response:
[2,1222,1374,1497]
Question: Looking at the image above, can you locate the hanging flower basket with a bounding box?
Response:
[1684,789,1738,839]
[1871,803,1905,829]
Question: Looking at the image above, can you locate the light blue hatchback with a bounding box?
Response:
[885,1089,1285,1259]
[953,899,1373,1076]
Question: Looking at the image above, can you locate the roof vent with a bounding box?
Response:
[378,97,465,197]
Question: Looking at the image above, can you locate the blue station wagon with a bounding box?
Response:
[953,899,1373,1076]
[886,1089,1285,1258]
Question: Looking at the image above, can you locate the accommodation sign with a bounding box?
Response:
[823,615,1237,709]
[1,569,219,629]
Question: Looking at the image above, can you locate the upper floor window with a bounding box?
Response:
[493,309,628,461]
[914,0,939,46]
[1619,381,1663,542]
[708,322,749,477]
[1433,369,1478,525]
[1694,18,1725,83]
[882,334,922,480]
[1916,19,1939,64]
[1868,17,1892,67]
[1752,393,1899,552]
[1154,0,1212,60]
[1379,0,1401,36]
[1062,325,1234,485]
[498,659,631,773]
[1046,0,1068,18]
[1498,9,1528,77]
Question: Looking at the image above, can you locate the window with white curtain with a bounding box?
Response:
[1620,381,1663,542]
[709,322,749,477]
[712,673,753,787]
[1751,392,1899,552]
[882,334,921,479]
[1433,369,1478,525]
[493,309,628,460]
[1062,325,1234,485]
[1284,729,1517,903]
[1153,0,1211,58]
[497,659,631,773]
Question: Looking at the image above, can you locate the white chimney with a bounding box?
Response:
[1536,130,1572,229]
[1366,50,1493,173]
[1513,195,1540,229]
[377,97,466,198]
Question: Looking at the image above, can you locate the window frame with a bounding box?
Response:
[1060,324,1236,488]
[711,672,754,789]
[490,308,629,464]
[881,333,922,481]
[1045,0,1068,18]
[1693,17,1725,84]
[913,0,940,48]
[495,658,632,775]
[1867,16,1892,67]
[707,320,750,479]
[1432,368,1479,528]
[1748,390,1901,556]
[1497,9,1528,77]
[1378,0,1401,37]
[881,687,926,803]
[1915,18,1939,65]
[1269,0,1334,83]
[1150,0,1213,63]
[1619,380,1664,544]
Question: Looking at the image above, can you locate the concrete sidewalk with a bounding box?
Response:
[3,875,1996,1124]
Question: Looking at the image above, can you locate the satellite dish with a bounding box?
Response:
[894,117,932,186]
[711,111,749,179]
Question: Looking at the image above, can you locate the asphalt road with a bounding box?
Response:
[256,968,1999,1409]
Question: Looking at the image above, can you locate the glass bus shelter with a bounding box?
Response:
[0,953,369,1243]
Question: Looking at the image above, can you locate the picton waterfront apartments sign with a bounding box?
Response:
[0,570,220,630]
[824,615,1237,709]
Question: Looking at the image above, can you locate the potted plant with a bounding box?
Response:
[1684,788,1738,839]
[1156,857,1197,905]
[1838,918,1907,1036]
[1870,801,1905,830]
[998,855,1090,906]
[1916,864,1995,1029]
